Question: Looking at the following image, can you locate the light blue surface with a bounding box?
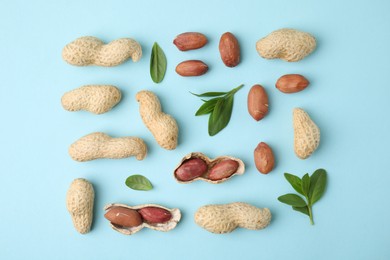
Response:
[1,0,389,259]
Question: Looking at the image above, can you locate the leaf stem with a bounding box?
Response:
[308,204,314,225]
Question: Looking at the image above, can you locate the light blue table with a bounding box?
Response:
[1,0,389,259]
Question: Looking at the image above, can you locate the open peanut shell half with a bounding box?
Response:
[173,152,245,184]
[104,203,181,235]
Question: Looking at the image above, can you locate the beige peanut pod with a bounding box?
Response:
[293,108,320,159]
[256,28,316,62]
[69,132,147,162]
[66,178,94,234]
[194,202,271,234]
[62,36,142,66]
[61,85,121,114]
[136,90,178,150]
[104,203,181,235]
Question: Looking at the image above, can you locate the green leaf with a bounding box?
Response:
[309,169,327,205]
[226,84,244,97]
[284,173,304,195]
[293,206,310,216]
[301,173,310,197]
[150,42,167,83]
[191,91,227,97]
[195,98,219,116]
[125,175,153,191]
[208,95,233,136]
[278,194,307,207]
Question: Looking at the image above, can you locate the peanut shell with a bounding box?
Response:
[66,178,94,234]
[195,202,271,234]
[136,90,179,150]
[293,108,320,159]
[256,28,316,62]
[62,36,142,66]
[61,85,121,114]
[69,132,147,162]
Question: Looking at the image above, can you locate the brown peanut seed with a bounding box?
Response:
[173,32,208,51]
[175,158,208,181]
[247,84,269,121]
[104,206,143,227]
[254,142,275,174]
[219,32,240,67]
[138,207,172,224]
[208,159,239,181]
[175,60,208,76]
[276,74,309,93]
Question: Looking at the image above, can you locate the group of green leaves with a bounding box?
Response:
[278,169,327,225]
[192,84,244,136]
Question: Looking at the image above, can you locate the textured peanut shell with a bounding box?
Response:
[104,203,181,235]
[194,202,271,234]
[61,85,121,114]
[173,152,245,184]
[62,36,142,66]
[256,28,316,62]
[136,90,179,150]
[293,108,320,159]
[66,178,94,234]
[69,132,147,162]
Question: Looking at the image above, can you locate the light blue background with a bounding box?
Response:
[1,0,389,259]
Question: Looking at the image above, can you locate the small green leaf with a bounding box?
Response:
[208,95,233,136]
[191,91,227,97]
[309,169,327,205]
[284,173,304,195]
[195,98,219,116]
[278,194,307,207]
[150,42,167,83]
[125,175,153,191]
[293,206,310,216]
[301,173,310,197]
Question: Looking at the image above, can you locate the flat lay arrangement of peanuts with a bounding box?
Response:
[63,28,328,235]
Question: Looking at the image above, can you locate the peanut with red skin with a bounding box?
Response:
[254,142,275,174]
[175,60,208,77]
[219,32,240,67]
[247,84,269,121]
[104,206,143,227]
[138,207,172,224]
[175,158,208,181]
[173,32,208,51]
[276,74,309,93]
[208,159,239,181]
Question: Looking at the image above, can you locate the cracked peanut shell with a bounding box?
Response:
[173,152,245,184]
[104,203,181,235]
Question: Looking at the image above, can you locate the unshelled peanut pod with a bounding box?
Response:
[195,202,271,234]
[66,178,94,234]
[293,108,320,159]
